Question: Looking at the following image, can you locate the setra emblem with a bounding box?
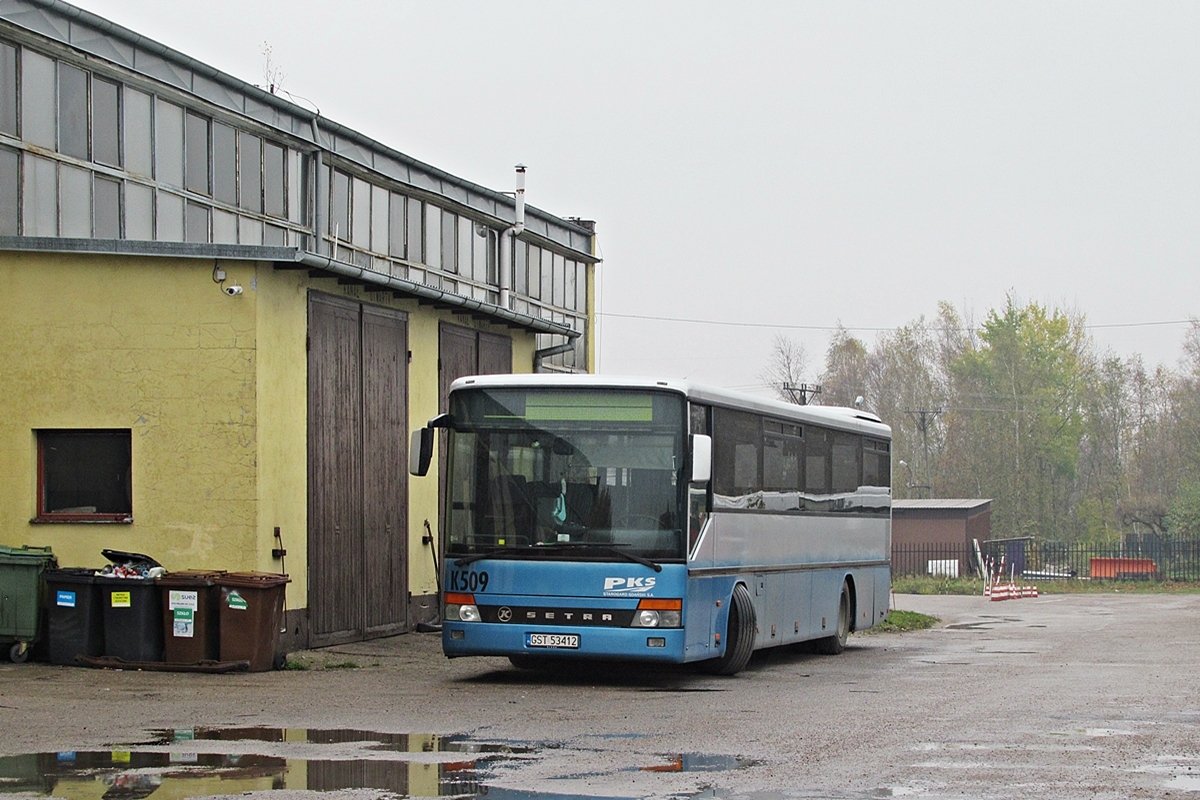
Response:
[497,606,513,622]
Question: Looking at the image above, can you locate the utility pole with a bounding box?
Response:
[903,408,943,498]
[783,383,822,406]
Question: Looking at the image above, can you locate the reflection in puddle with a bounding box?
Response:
[0,728,754,800]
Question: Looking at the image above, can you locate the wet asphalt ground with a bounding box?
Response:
[1,592,1198,799]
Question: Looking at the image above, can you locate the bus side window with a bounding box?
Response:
[831,432,860,493]
[763,420,802,493]
[806,429,830,494]
[713,407,760,500]
[691,403,710,435]
[863,439,890,488]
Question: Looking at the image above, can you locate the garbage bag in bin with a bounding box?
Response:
[45,567,105,665]
[216,572,290,671]
[157,570,224,663]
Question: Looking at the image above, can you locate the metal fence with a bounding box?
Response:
[891,538,1200,581]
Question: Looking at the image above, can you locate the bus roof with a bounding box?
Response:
[448,374,892,439]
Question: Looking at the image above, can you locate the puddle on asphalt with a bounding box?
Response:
[0,727,754,800]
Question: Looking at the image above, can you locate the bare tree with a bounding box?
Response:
[759,335,812,404]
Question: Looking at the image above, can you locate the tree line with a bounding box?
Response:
[760,299,1200,543]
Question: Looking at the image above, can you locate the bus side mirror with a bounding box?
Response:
[409,428,434,476]
[690,434,712,485]
[409,414,452,477]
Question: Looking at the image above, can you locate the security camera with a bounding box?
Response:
[224,284,243,296]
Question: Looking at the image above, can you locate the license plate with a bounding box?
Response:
[526,633,579,649]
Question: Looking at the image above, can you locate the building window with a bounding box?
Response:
[388,191,405,258]
[351,176,369,245]
[36,430,132,522]
[406,197,422,262]
[0,43,16,137]
[263,141,285,218]
[184,111,210,195]
[212,122,237,204]
[329,167,349,239]
[0,146,18,236]
[21,50,55,150]
[92,78,121,168]
[123,88,152,177]
[58,64,89,161]
[424,203,441,269]
[239,131,262,213]
[527,245,541,299]
[155,99,184,187]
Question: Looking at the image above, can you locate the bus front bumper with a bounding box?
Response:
[442,623,688,662]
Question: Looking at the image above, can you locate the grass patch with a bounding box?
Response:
[282,658,310,671]
[323,659,361,670]
[891,576,984,595]
[870,609,939,633]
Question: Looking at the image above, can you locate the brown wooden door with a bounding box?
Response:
[362,306,409,638]
[308,293,408,646]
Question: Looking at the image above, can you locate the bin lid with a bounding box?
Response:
[101,549,161,568]
[215,571,290,589]
[0,545,57,566]
[45,567,102,584]
[156,570,225,587]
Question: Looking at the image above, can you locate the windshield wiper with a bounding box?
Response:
[453,546,536,568]
[453,542,662,572]
[548,542,663,572]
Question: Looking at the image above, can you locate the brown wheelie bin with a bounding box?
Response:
[157,570,224,663]
[215,572,290,671]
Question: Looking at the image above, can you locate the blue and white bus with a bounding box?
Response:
[410,374,891,675]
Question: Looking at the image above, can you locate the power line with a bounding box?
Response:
[597,311,1195,333]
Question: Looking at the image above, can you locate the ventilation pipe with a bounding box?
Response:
[498,164,526,310]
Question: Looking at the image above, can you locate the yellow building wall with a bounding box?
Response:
[0,252,261,576]
[252,265,310,605]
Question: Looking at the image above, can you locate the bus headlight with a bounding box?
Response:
[632,599,682,628]
[444,592,480,622]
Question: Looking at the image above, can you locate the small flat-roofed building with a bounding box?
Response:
[0,0,597,651]
[891,499,992,578]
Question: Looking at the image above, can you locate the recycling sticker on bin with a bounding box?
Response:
[226,590,248,610]
[110,591,131,608]
[56,590,76,608]
[173,607,195,638]
[169,591,199,638]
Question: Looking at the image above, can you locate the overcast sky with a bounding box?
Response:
[81,1,1200,393]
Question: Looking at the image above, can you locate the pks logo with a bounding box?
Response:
[603,577,657,594]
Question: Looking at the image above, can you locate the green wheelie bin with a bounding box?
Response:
[0,545,57,662]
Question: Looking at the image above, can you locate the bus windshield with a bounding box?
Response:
[445,388,686,562]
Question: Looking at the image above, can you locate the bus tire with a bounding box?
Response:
[814,581,851,655]
[703,583,756,676]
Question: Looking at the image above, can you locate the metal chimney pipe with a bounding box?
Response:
[499,164,526,309]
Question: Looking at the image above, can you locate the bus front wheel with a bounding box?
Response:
[814,581,851,655]
[703,583,756,676]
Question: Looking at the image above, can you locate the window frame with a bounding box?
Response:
[34,428,133,524]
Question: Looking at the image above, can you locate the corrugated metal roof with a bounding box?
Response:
[893,499,992,510]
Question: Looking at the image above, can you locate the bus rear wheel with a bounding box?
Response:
[814,582,851,655]
[703,583,756,676]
